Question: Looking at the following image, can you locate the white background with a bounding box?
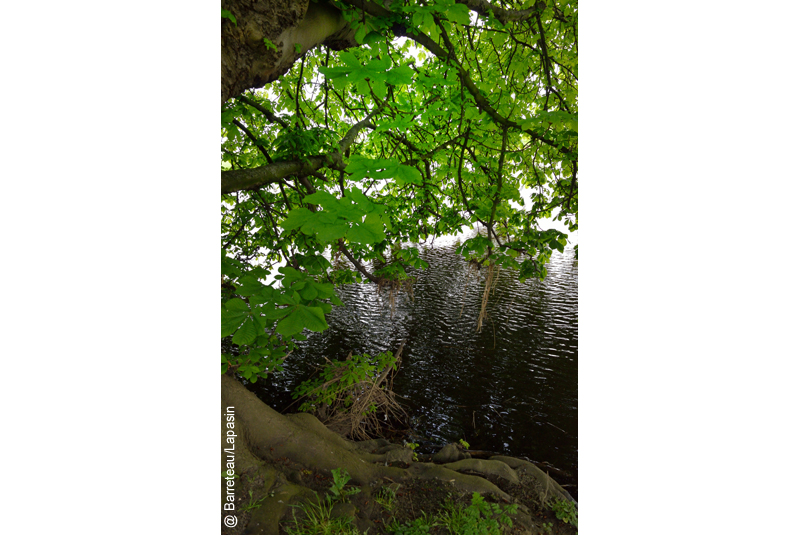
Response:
[2,1,798,533]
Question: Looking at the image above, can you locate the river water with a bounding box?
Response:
[247,241,578,498]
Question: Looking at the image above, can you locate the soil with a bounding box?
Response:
[225,449,577,535]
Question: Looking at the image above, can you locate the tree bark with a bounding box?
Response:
[221,0,356,105]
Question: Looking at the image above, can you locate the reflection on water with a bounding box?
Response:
[247,243,578,497]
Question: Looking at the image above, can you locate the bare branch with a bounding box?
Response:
[232,119,273,163]
[456,0,539,25]
[338,239,380,283]
[339,102,385,152]
[237,95,290,129]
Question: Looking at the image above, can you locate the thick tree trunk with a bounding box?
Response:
[221,0,356,104]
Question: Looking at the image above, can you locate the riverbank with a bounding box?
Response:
[222,374,577,535]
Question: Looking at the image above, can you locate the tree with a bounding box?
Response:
[222,0,577,384]
[220,3,578,527]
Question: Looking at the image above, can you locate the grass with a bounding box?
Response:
[285,495,361,535]
[374,486,397,511]
[242,490,268,512]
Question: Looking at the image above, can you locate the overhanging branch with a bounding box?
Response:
[338,239,380,283]
[222,155,342,194]
[221,105,382,194]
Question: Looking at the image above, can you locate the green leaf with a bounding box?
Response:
[445,4,471,25]
[281,208,315,231]
[221,9,237,26]
[237,275,264,296]
[355,24,368,44]
[339,51,361,69]
[312,282,335,299]
[221,309,248,338]
[232,317,258,345]
[363,31,383,45]
[491,30,506,48]
[395,164,423,185]
[368,55,392,72]
[299,284,318,301]
[356,78,370,96]
[362,212,385,235]
[278,266,305,287]
[318,66,353,79]
[316,221,349,242]
[225,298,249,312]
[303,191,340,209]
[275,305,329,336]
[252,285,275,305]
[263,305,291,320]
[373,80,387,100]
[385,65,414,85]
[274,292,297,306]
[423,12,435,31]
[347,223,382,244]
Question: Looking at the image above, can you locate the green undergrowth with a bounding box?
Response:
[328,468,361,503]
[285,483,519,535]
[550,497,578,530]
[285,468,362,535]
[388,492,517,535]
[286,495,361,535]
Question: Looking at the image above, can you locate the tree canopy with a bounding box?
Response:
[221,0,578,383]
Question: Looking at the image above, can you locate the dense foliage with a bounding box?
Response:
[221,0,578,382]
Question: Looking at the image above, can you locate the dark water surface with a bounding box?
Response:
[247,242,578,497]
